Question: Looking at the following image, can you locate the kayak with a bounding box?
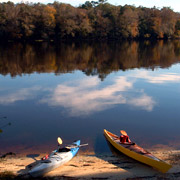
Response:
[104,129,172,173]
[29,140,80,177]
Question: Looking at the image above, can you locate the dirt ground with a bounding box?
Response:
[0,149,180,180]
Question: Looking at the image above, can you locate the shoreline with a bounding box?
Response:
[0,149,180,179]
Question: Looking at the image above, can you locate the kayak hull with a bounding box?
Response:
[104,129,172,173]
[29,140,80,177]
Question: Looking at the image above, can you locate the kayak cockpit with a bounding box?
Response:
[58,148,70,152]
[41,160,51,163]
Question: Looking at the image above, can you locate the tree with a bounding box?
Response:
[174,19,180,38]
[0,2,21,39]
[118,5,139,38]
[138,7,162,39]
[33,3,56,40]
[160,7,176,38]
[98,0,107,4]
[17,3,35,39]
[80,1,93,9]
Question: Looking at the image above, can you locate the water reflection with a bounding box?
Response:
[1,41,180,153]
[0,116,11,134]
[0,40,180,79]
[1,70,180,116]
[132,71,180,84]
[0,86,41,105]
[40,76,155,116]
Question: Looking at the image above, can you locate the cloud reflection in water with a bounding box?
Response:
[133,71,180,84]
[40,76,156,116]
[0,86,41,105]
[2,70,177,115]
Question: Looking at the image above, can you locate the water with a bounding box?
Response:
[0,41,180,155]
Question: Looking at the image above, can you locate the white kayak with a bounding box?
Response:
[29,140,80,177]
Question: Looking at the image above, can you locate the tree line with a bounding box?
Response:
[0,0,180,41]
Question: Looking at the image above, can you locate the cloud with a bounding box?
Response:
[0,86,41,104]
[128,94,156,111]
[40,76,155,116]
[132,71,180,84]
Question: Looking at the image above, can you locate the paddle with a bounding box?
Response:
[57,137,63,145]
[57,137,88,148]
[120,130,135,145]
[66,143,88,149]
[120,130,127,135]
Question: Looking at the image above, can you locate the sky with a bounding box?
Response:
[0,0,180,12]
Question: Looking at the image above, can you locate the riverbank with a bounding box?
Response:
[0,149,180,180]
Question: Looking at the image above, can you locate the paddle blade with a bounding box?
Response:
[57,137,63,145]
[120,130,127,135]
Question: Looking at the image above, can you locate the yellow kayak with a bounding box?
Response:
[104,129,172,173]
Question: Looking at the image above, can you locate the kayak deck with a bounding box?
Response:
[104,129,172,173]
[111,135,160,161]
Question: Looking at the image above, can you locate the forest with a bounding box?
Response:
[0,0,180,41]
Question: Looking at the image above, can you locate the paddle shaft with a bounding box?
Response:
[78,143,88,147]
[66,143,88,148]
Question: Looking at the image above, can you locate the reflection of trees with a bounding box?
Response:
[0,116,10,133]
[0,40,180,80]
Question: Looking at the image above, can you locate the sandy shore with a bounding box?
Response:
[0,150,180,179]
